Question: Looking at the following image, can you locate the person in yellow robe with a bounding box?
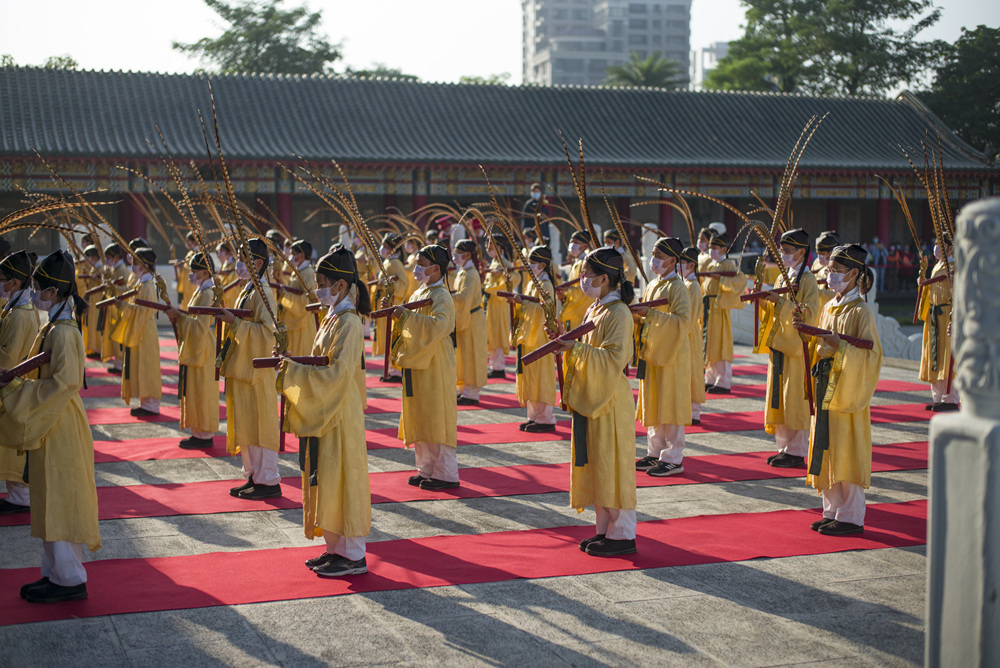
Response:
[402,237,421,300]
[798,244,882,536]
[0,250,100,603]
[513,246,558,433]
[696,227,713,271]
[79,246,103,359]
[389,244,459,491]
[557,230,592,331]
[701,231,747,393]
[218,239,282,500]
[0,251,41,514]
[482,232,520,379]
[100,243,129,374]
[550,246,637,557]
[165,252,221,449]
[279,239,318,356]
[811,231,839,313]
[679,246,706,425]
[603,229,638,297]
[278,247,372,577]
[112,247,163,417]
[175,232,198,305]
[216,242,241,309]
[757,229,820,469]
[373,234,409,382]
[633,238,692,477]
[918,234,957,411]
[452,239,488,405]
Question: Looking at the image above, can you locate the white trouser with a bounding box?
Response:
[140,397,161,413]
[821,482,866,526]
[775,425,809,457]
[459,384,481,400]
[191,428,215,440]
[595,506,637,540]
[705,361,732,389]
[647,424,685,464]
[240,445,282,486]
[5,480,30,506]
[691,402,702,420]
[527,401,556,425]
[931,380,959,405]
[489,349,506,371]
[363,319,373,338]
[324,532,366,561]
[388,364,402,378]
[414,442,459,483]
[112,351,124,370]
[41,541,86,586]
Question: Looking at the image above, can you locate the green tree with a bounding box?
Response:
[604,51,688,88]
[919,26,1000,155]
[345,63,419,80]
[459,73,512,85]
[706,0,944,96]
[1,54,14,67]
[43,55,78,69]
[173,0,340,75]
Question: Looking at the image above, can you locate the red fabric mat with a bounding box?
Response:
[85,405,227,425]
[93,436,235,463]
[81,382,225,399]
[86,364,180,378]
[364,374,513,389]
[0,499,926,626]
[4,441,926,526]
[364,393,523,415]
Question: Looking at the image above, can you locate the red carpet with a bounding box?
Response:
[93,436,233,463]
[86,364,180,378]
[85,405,227,425]
[0,499,927,626]
[3,442,926,527]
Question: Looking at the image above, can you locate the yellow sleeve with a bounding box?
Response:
[639,280,691,367]
[177,289,216,368]
[391,287,455,370]
[563,303,633,419]
[0,308,40,368]
[822,305,883,413]
[452,270,474,331]
[220,287,277,382]
[766,272,820,356]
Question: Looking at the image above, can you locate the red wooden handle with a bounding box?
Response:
[522,321,597,366]
[252,355,329,369]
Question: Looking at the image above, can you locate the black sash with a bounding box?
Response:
[178,364,188,400]
[96,306,106,334]
[770,350,784,410]
[808,358,833,476]
[470,306,482,314]
[299,436,319,486]
[123,347,131,381]
[702,295,712,358]
[929,304,948,372]
[516,345,523,375]
[403,368,413,397]
[572,411,589,467]
[635,358,647,381]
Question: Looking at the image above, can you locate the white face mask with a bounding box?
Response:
[413,265,431,285]
[827,272,847,293]
[530,262,545,277]
[682,263,695,279]
[131,265,142,276]
[817,254,829,266]
[580,276,602,299]
[486,246,497,259]
[379,246,390,259]
[187,272,199,286]
[0,280,11,301]
[283,247,292,258]
[698,241,709,253]
[530,191,541,201]
[649,257,665,276]
[780,253,796,267]
[933,244,942,260]
[31,289,52,313]
[235,261,251,281]
[315,286,339,307]
[709,249,723,263]
[569,242,583,258]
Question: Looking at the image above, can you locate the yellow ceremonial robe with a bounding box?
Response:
[0,301,41,484]
[758,269,820,433]
[514,278,557,407]
[807,296,883,491]
[100,263,130,362]
[114,278,163,404]
[483,259,520,355]
[371,258,408,357]
[280,264,318,356]
[391,283,457,447]
[621,251,638,292]
[176,250,196,304]
[220,284,280,453]
[403,252,420,300]
[636,275,692,427]
[278,308,371,540]
[453,265,488,392]
[219,261,240,309]
[919,260,953,383]
[77,268,101,355]
[0,319,100,550]
[700,258,746,365]
[559,258,589,330]
[810,259,835,313]
[684,275,706,405]
[177,285,220,434]
[563,298,637,511]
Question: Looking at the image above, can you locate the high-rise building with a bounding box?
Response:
[522,0,692,87]
[690,41,729,90]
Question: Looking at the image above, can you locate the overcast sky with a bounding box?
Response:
[2,0,997,84]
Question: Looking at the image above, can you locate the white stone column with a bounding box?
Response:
[926,196,1000,667]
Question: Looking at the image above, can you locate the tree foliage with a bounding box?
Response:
[919,25,1000,156]
[1,54,78,69]
[173,0,340,75]
[345,63,419,81]
[706,0,945,96]
[459,73,512,86]
[604,51,688,88]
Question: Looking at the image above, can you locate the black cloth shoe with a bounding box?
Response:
[586,538,637,557]
[487,370,506,379]
[107,366,122,375]
[810,517,836,532]
[314,556,368,577]
[19,577,49,599]
[238,483,282,500]
[769,453,806,469]
[305,552,337,569]
[817,520,864,536]
[635,455,658,471]
[522,422,556,433]
[647,462,684,477]
[407,475,428,487]
[379,375,403,383]
[930,402,959,412]
[925,403,937,411]
[129,407,159,418]
[86,353,101,360]
[25,581,88,603]
[229,477,255,497]
[518,421,535,431]
[579,534,606,552]
[0,499,30,515]
[419,478,460,491]
[706,385,731,394]
[178,436,215,449]
[765,453,778,465]
[457,396,480,406]
[691,418,701,426]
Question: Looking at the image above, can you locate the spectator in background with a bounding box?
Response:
[885,244,900,292]
[898,244,915,288]
[869,237,887,292]
[520,183,552,242]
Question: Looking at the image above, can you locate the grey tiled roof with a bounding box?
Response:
[0,66,993,172]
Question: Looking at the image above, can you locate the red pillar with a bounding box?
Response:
[658,202,673,236]
[276,193,293,236]
[922,200,934,245]
[412,193,428,231]
[826,199,839,231]
[877,198,891,244]
[723,203,737,232]
[117,198,147,241]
